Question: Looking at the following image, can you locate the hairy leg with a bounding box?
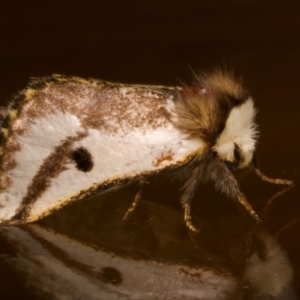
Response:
[180,160,208,233]
[211,159,261,223]
[254,168,293,185]
[252,155,293,185]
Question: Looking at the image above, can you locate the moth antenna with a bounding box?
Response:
[122,180,144,221]
[254,168,293,186]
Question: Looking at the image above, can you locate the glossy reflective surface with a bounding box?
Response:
[0,1,300,299]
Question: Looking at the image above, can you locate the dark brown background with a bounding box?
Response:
[0,0,300,298]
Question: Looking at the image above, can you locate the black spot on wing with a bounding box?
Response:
[72,147,93,172]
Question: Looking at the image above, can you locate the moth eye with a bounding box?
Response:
[224,159,239,170]
[71,147,94,172]
[224,147,241,171]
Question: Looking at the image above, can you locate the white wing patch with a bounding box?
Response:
[0,112,83,221]
[29,125,203,222]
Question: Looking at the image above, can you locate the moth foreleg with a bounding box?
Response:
[254,168,293,186]
[212,160,261,223]
[122,180,144,221]
[251,156,293,185]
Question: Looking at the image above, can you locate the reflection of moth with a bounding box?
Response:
[0,225,237,300]
[179,268,203,282]
[0,71,293,231]
[0,200,296,299]
[242,228,296,299]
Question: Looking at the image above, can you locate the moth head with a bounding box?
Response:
[175,70,259,170]
[213,97,258,170]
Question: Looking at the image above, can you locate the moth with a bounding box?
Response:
[0,71,293,231]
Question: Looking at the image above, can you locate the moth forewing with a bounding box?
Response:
[0,75,204,224]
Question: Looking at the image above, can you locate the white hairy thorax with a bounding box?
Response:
[213,98,258,168]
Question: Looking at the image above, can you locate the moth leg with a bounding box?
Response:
[180,163,204,233]
[236,191,261,223]
[213,160,261,223]
[122,180,143,221]
[266,184,294,207]
[183,203,199,233]
[275,217,300,238]
[254,168,293,186]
